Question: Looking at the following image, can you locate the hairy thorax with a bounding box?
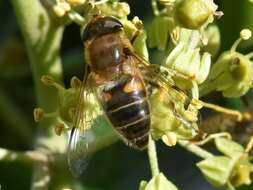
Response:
[88,33,124,74]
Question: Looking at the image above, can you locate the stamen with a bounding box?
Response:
[41,75,65,90]
[231,29,252,52]
[199,100,243,121]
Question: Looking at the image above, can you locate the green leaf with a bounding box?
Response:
[215,138,244,158]
[197,156,235,187]
[139,173,178,190]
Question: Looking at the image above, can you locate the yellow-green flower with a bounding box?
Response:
[165,30,211,88]
[200,29,253,98]
[150,90,198,143]
[139,173,178,190]
[197,137,253,189]
[174,0,218,29]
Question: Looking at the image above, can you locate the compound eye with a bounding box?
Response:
[81,16,123,42]
[103,17,123,32]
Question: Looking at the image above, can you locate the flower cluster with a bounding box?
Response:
[35,0,253,189]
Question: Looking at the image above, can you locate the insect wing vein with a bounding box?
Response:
[67,72,101,177]
[133,53,195,126]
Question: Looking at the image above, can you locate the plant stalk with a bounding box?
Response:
[147,135,160,177]
[178,140,214,159]
[11,0,66,189]
[0,147,48,163]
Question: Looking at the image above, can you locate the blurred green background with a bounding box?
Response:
[0,0,253,190]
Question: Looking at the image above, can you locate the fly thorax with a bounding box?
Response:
[88,33,124,72]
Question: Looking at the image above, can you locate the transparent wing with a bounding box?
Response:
[67,70,102,177]
[132,53,199,126]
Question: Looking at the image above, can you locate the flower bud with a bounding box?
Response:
[174,0,218,29]
[197,156,232,187]
[230,157,252,187]
[139,173,178,190]
[197,137,253,189]
[200,51,253,98]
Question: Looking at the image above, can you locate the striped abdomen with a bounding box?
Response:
[100,75,150,149]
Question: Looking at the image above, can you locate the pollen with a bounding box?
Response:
[162,132,177,147]
[54,123,65,136]
[34,108,44,122]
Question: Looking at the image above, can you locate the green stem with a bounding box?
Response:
[178,140,214,159]
[230,38,242,53]
[0,147,48,163]
[147,136,160,177]
[11,0,66,189]
[10,0,63,110]
[67,10,86,25]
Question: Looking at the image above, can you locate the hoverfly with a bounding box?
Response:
[68,15,199,176]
